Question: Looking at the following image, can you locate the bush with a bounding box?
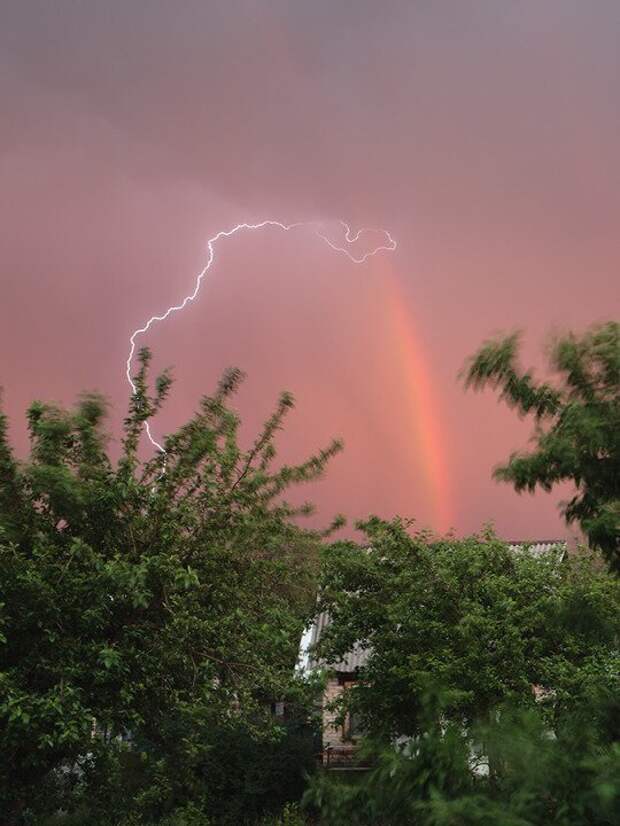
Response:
[305,693,620,825]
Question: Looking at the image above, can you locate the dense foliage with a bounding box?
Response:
[306,696,620,825]
[309,518,620,824]
[314,518,620,738]
[0,350,339,824]
[463,320,619,570]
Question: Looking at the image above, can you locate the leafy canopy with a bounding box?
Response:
[315,518,620,739]
[463,321,619,570]
[311,518,620,825]
[0,349,341,824]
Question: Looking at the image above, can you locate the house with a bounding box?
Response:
[305,540,567,768]
[305,612,371,768]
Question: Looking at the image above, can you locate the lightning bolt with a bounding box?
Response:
[126,219,397,452]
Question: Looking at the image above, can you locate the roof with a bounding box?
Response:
[306,609,370,673]
[305,540,567,674]
[507,541,567,560]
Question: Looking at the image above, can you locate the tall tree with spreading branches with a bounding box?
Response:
[0,350,342,824]
[463,321,619,571]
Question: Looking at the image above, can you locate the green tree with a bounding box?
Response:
[315,518,620,740]
[310,519,620,824]
[462,321,619,571]
[0,350,341,824]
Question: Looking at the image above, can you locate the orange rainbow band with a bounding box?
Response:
[378,259,452,534]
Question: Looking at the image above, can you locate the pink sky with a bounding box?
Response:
[1,1,619,541]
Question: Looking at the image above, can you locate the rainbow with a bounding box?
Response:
[375,258,452,533]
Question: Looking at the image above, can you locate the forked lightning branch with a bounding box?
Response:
[126,220,397,451]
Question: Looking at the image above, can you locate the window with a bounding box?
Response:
[341,678,363,742]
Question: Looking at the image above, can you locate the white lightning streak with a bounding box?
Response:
[126,219,397,452]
